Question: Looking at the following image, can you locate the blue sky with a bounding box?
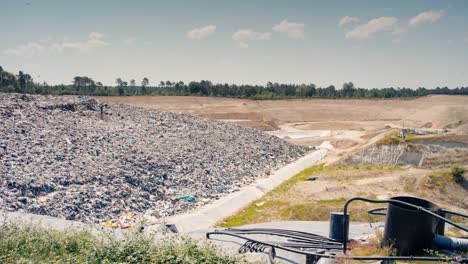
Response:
[1,0,467,88]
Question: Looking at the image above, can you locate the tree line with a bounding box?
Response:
[1,66,467,99]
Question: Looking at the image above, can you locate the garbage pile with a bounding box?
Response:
[0,93,309,223]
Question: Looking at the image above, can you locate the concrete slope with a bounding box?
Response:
[162,148,328,233]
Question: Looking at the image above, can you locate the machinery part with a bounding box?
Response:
[329,212,349,242]
[342,197,468,255]
[205,196,468,263]
[207,229,467,262]
[433,235,468,251]
[383,196,442,255]
[239,240,276,264]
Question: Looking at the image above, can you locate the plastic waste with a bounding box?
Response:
[176,195,196,202]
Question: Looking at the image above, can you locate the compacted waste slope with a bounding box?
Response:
[0,94,308,223]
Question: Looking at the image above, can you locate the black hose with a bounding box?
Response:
[367,207,387,216]
[223,229,341,245]
[442,209,468,219]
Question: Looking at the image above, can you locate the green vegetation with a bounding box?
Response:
[403,177,417,193]
[422,166,466,188]
[0,222,239,264]
[219,164,397,227]
[376,130,467,146]
[375,129,405,144]
[1,66,468,99]
[219,164,326,227]
[334,164,402,172]
[451,165,466,184]
[444,120,466,129]
[422,170,451,189]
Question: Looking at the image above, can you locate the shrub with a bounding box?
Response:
[451,165,465,184]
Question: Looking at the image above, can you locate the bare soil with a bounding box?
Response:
[97,95,468,130]
[97,95,468,152]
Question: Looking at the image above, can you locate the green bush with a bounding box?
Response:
[0,222,239,264]
[451,165,465,184]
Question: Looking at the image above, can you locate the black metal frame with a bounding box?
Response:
[343,197,468,253]
[207,197,468,263]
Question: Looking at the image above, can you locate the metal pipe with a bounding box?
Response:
[433,235,468,251]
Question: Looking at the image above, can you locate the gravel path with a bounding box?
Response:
[0,93,309,223]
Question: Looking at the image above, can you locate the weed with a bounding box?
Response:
[451,165,465,184]
[403,177,417,192]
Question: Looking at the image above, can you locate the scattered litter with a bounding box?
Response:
[104,221,118,228]
[176,195,196,202]
[165,223,178,233]
[306,177,318,182]
[256,201,265,207]
[126,211,135,219]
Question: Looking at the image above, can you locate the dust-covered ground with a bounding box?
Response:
[97,95,468,165]
[97,95,467,130]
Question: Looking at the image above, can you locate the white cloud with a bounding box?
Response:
[123,37,136,45]
[4,42,46,57]
[232,29,271,48]
[345,16,399,39]
[409,10,444,27]
[51,32,108,52]
[392,26,407,35]
[88,32,104,40]
[338,16,359,26]
[238,42,249,48]
[465,36,468,43]
[272,19,305,39]
[4,32,108,57]
[187,25,216,39]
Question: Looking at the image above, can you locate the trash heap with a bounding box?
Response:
[0,93,309,223]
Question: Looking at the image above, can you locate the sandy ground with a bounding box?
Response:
[97,95,468,153]
[97,95,467,130]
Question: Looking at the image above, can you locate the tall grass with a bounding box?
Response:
[0,221,239,264]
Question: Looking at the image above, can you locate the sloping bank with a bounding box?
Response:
[341,135,468,167]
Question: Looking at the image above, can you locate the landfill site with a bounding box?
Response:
[0,93,311,223]
[1,93,468,263]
